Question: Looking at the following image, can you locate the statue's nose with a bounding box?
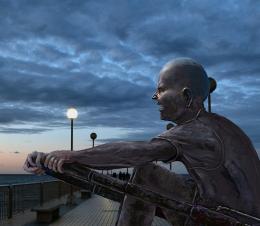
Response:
[152,93,157,100]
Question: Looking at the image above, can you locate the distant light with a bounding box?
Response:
[66,108,78,119]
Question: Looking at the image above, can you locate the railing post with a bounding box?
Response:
[58,182,62,199]
[40,183,44,206]
[8,185,13,219]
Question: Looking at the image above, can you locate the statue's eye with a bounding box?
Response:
[158,87,165,93]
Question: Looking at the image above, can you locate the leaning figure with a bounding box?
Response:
[24,58,260,225]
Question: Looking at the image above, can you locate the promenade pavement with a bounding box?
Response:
[50,195,171,226]
[1,194,171,226]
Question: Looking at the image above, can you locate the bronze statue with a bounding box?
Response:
[24,58,260,225]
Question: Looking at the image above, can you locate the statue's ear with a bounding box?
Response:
[182,87,192,100]
[182,87,193,107]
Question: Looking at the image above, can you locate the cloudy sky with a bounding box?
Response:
[0,0,259,173]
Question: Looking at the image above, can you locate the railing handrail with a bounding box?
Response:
[0,178,73,220]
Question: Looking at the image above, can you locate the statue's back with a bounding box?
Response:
[203,112,260,217]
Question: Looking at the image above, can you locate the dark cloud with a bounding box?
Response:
[0,127,50,134]
[0,0,259,149]
[98,128,165,143]
[0,68,154,108]
[0,105,53,124]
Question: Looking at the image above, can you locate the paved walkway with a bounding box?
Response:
[51,195,171,226]
[0,194,82,226]
[0,195,171,226]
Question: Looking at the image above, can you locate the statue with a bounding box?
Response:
[24,58,260,225]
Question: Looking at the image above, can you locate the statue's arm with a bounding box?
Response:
[24,139,177,173]
[71,139,177,169]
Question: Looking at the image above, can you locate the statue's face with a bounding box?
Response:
[153,68,186,122]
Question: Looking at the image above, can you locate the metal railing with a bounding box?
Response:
[0,180,76,220]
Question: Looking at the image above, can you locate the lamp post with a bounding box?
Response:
[66,107,78,205]
[208,77,217,113]
[90,132,103,174]
[166,123,174,171]
[90,132,97,148]
[66,108,78,151]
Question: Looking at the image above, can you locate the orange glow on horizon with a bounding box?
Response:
[0,152,29,174]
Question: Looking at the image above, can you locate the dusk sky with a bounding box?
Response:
[0,0,259,173]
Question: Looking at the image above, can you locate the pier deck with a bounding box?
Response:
[50,195,171,226]
[1,195,171,226]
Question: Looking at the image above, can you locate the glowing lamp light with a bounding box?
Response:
[66,108,78,119]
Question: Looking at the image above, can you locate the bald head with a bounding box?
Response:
[159,58,209,101]
[153,58,210,123]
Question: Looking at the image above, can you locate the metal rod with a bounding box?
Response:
[8,185,13,219]
[71,119,73,151]
[58,181,62,199]
[44,164,249,226]
[40,183,44,206]
[69,119,74,205]
[208,93,211,113]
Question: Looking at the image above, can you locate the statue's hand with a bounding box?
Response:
[23,151,47,175]
[44,151,75,174]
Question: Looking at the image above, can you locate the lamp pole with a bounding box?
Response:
[90,132,97,148]
[66,108,78,205]
[166,123,174,171]
[208,77,217,113]
[90,132,103,174]
[71,119,73,151]
[67,108,78,151]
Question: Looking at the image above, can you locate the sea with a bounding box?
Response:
[0,174,57,186]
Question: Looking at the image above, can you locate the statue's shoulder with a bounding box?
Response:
[201,111,245,133]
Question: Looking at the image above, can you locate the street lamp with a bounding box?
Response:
[208,77,217,113]
[66,108,78,151]
[90,132,97,148]
[89,132,104,174]
[166,123,174,171]
[66,107,78,205]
